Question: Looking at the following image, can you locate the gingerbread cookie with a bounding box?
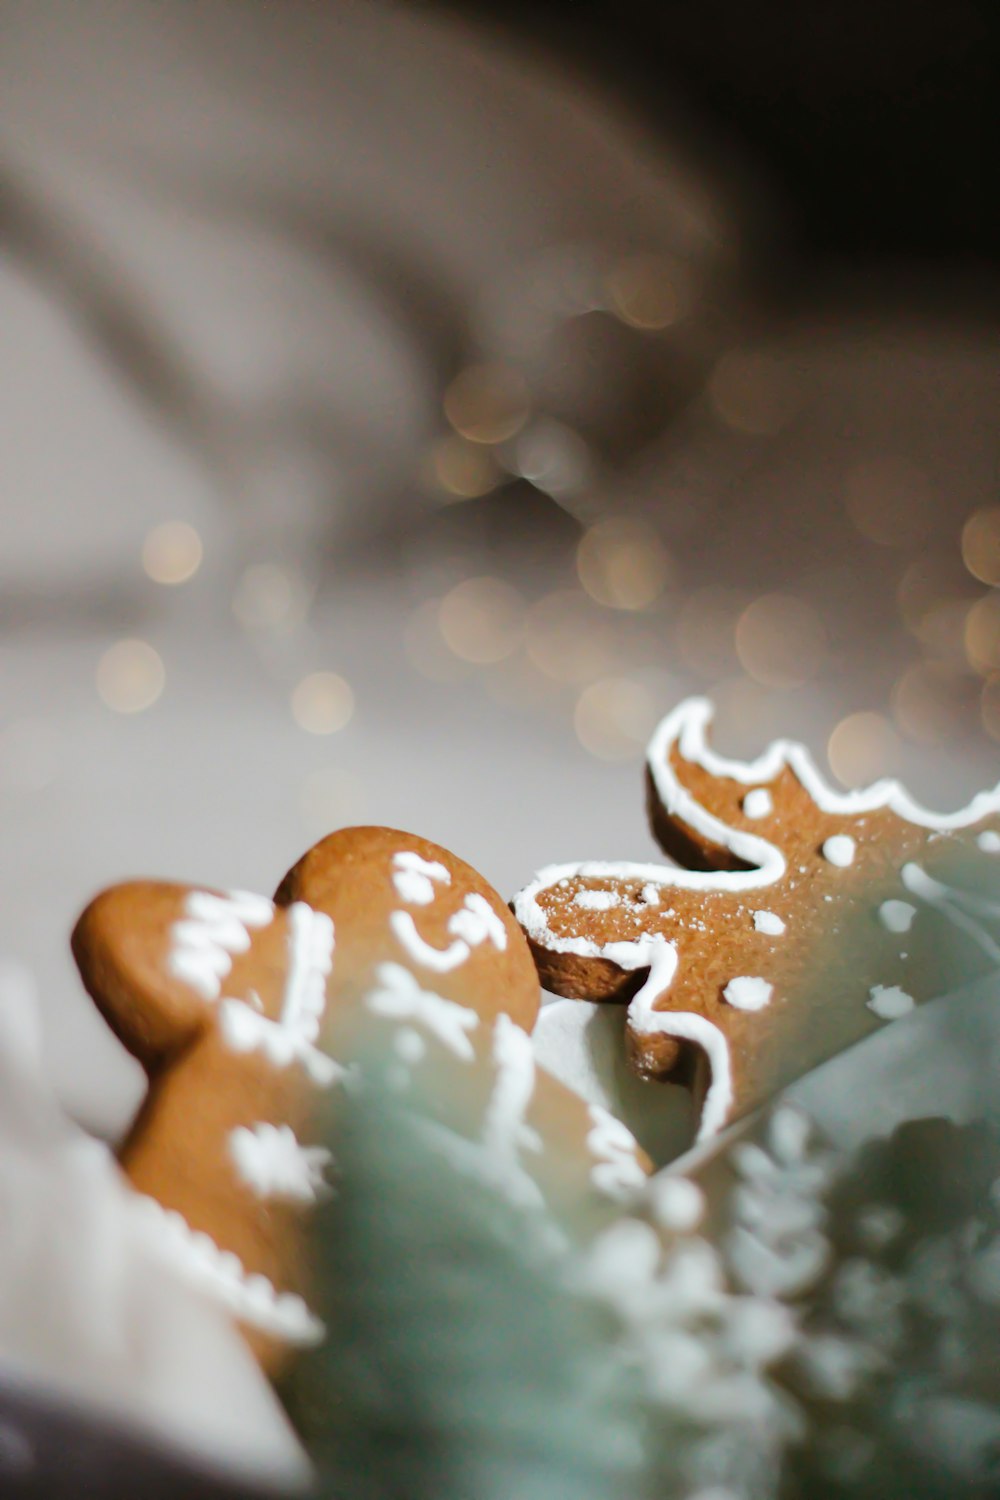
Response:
[275,826,650,1228]
[72,829,649,1372]
[273,826,539,1032]
[513,697,1000,1142]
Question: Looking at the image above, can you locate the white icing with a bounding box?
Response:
[979,830,1000,853]
[878,899,916,934]
[648,695,1000,833]
[449,892,508,951]
[902,862,1000,965]
[365,961,478,1060]
[573,889,622,911]
[217,902,341,1086]
[822,835,856,868]
[390,893,507,973]
[229,1122,333,1204]
[867,984,915,1020]
[218,1001,344,1085]
[482,1013,543,1161]
[641,883,660,905]
[133,1193,324,1345]
[743,788,773,818]
[753,910,786,936]
[723,975,773,1011]
[169,889,274,1000]
[512,696,1000,1144]
[413,1015,563,1246]
[586,1104,646,1201]
[391,850,451,905]
[624,939,733,1142]
[389,910,469,971]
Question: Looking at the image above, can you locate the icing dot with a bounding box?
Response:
[641,883,660,906]
[867,984,915,1021]
[979,831,1000,853]
[878,899,916,934]
[573,889,621,911]
[723,976,773,1011]
[742,788,773,819]
[648,1174,705,1233]
[752,910,786,936]
[822,835,856,868]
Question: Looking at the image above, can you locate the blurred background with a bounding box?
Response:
[0,0,997,1136]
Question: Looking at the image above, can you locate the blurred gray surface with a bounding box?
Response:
[0,0,997,1138]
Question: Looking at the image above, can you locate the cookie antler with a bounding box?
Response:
[514,697,1000,1142]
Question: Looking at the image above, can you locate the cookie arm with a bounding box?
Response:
[72,882,213,1073]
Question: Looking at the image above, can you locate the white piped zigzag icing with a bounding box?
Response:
[217,902,340,1085]
[652,695,1000,834]
[514,697,1000,1144]
[169,889,275,1000]
[132,1192,325,1345]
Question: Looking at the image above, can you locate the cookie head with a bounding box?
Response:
[515,697,1000,1143]
[275,826,540,1032]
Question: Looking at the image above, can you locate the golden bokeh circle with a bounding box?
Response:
[735,594,827,690]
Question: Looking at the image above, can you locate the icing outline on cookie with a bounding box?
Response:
[514,697,1000,1143]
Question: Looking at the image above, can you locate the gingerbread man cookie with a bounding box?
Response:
[514,697,1000,1143]
[73,828,649,1372]
[275,827,650,1229]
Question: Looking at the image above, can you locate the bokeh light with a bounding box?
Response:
[141,521,203,585]
[735,594,827,689]
[403,599,470,682]
[913,597,975,668]
[291,672,355,735]
[523,589,613,682]
[843,456,936,549]
[827,711,904,787]
[891,661,968,745]
[606,253,683,329]
[443,362,530,445]
[427,435,502,501]
[962,506,1000,586]
[675,587,745,679]
[897,551,974,632]
[964,592,1000,675]
[97,640,165,714]
[574,676,657,760]
[576,517,671,611]
[708,350,799,436]
[438,577,524,664]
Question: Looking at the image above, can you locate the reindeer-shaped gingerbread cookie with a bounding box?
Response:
[514,697,1000,1144]
[73,827,648,1373]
